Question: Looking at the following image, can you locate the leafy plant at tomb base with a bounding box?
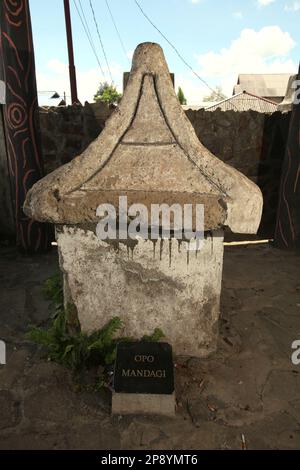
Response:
[26,272,165,391]
[43,272,64,312]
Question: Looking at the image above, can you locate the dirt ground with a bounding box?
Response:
[0,241,300,450]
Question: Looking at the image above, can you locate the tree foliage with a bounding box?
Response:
[94,82,122,105]
[177,86,187,105]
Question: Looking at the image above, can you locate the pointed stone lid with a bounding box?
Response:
[24,42,262,233]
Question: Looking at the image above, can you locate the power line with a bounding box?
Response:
[89,0,113,83]
[73,0,106,79]
[78,0,94,48]
[105,0,130,65]
[78,0,108,78]
[134,0,230,104]
[73,0,106,78]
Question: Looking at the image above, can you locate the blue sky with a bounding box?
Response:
[29,0,300,105]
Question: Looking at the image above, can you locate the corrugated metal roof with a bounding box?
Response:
[234,73,292,98]
[182,102,219,111]
[205,91,278,113]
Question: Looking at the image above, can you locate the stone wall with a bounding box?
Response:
[185,109,291,237]
[35,103,292,237]
[39,102,114,174]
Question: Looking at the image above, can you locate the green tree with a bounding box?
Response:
[177,87,187,105]
[94,82,122,105]
[203,86,227,102]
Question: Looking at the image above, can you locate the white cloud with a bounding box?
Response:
[37,59,123,106]
[189,0,202,4]
[175,74,207,106]
[233,11,243,19]
[46,59,68,75]
[284,1,300,11]
[126,49,134,61]
[257,0,276,7]
[196,26,296,97]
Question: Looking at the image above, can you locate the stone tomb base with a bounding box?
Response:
[57,226,224,357]
[112,393,176,417]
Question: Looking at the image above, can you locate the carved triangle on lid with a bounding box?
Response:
[122,74,175,145]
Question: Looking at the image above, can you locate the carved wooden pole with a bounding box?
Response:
[274,64,300,249]
[0,0,50,252]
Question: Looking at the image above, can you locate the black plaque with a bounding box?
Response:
[113,342,174,394]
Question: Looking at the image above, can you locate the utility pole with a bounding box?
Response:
[63,0,79,104]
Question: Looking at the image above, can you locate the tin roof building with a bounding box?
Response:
[233,74,292,104]
[204,91,278,113]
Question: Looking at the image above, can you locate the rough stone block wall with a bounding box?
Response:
[185,108,291,237]
[39,102,114,174]
[185,109,265,182]
[38,103,291,238]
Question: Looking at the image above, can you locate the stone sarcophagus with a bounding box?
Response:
[24,43,262,357]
